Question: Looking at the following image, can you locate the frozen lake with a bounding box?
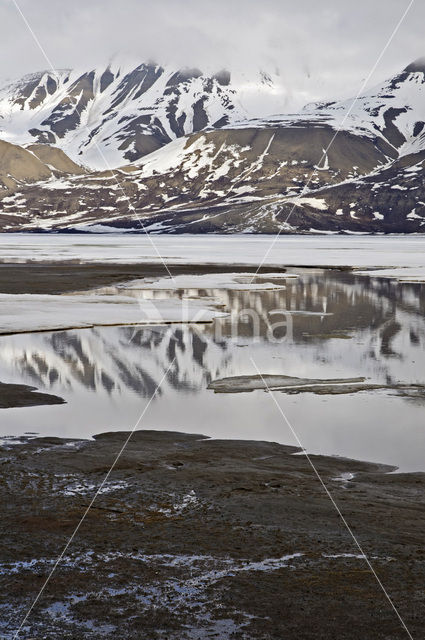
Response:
[0,233,424,280]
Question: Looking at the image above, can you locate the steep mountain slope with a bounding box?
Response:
[248,58,425,159]
[27,144,85,175]
[0,139,83,191]
[313,58,425,157]
[0,130,422,234]
[0,139,51,190]
[0,59,425,233]
[0,61,283,170]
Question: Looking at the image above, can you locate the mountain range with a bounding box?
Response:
[0,58,424,233]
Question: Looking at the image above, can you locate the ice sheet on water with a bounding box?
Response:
[118,272,288,291]
[0,292,226,335]
[0,235,424,281]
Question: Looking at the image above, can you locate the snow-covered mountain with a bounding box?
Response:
[0,58,425,233]
[244,57,425,160]
[0,60,284,170]
[312,57,425,158]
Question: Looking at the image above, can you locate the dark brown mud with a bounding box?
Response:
[0,381,64,408]
[0,262,287,295]
[1,430,424,639]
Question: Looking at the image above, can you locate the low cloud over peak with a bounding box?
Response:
[1,0,422,111]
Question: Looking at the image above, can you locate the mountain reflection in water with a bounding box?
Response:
[0,271,424,471]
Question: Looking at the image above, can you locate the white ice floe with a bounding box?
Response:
[0,271,293,335]
[0,293,226,335]
[118,272,288,291]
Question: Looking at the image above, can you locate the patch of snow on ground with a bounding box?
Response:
[407,209,422,219]
[290,197,328,211]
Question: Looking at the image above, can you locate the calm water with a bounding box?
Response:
[0,269,424,471]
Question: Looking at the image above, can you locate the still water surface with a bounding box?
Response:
[0,269,424,471]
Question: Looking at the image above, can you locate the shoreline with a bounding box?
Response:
[0,262,288,295]
[1,234,425,286]
[0,260,423,297]
[1,429,424,638]
[0,250,423,636]
[0,381,64,408]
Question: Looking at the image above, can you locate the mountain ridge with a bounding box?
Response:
[0,61,284,170]
[0,58,424,234]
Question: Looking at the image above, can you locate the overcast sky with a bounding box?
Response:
[0,0,422,110]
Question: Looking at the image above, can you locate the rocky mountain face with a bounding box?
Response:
[0,61,281,169]
[0,59,424,233]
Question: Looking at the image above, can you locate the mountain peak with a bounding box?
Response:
[404,57,425,74]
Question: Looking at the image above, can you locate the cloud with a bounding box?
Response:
[1,0,422,110]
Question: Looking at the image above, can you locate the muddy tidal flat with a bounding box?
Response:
[0,261,286,295]
[1,430,425,639]
[0,382,64,408]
